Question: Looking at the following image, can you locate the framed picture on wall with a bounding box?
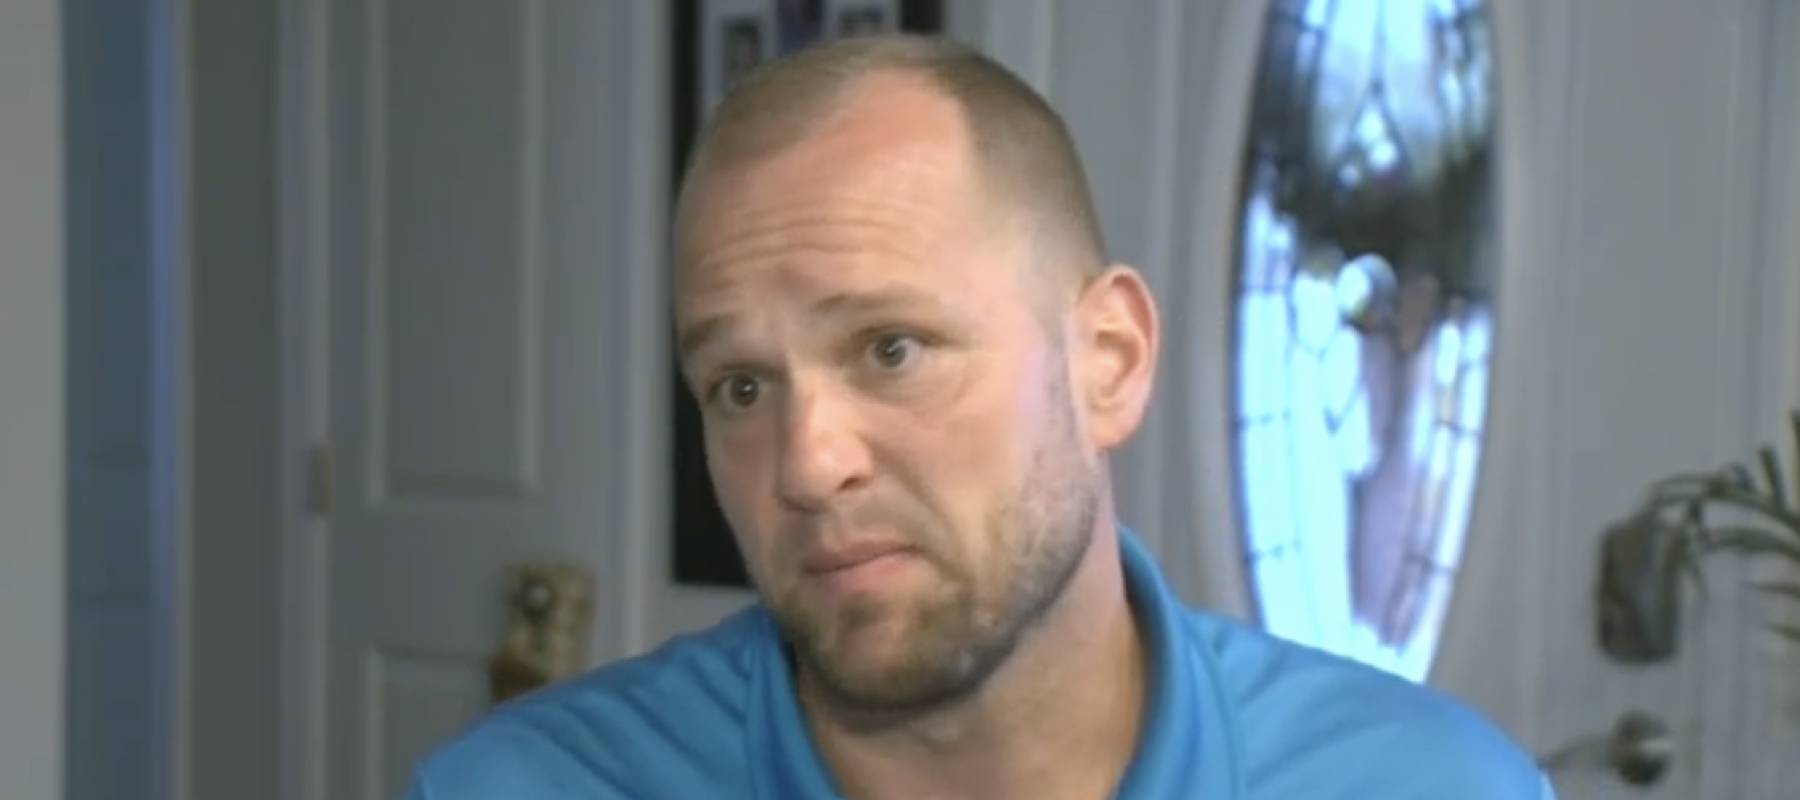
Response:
[669,0,944,587]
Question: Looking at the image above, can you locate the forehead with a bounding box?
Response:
[675,74,1013,299]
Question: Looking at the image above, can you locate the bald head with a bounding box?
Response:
[675,35,1105,294]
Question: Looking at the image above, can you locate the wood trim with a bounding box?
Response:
[0,2,68,795]
[1777,0,1800,438]
[621,0,671,658]
[274,0,329,797]
[164,0,196,796]
[1130,0,1183,563]
[1426,0,1570,745]
[151,0,195,798]
[1178,0,1264,622]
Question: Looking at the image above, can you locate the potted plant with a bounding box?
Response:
[1622,410,1800,646]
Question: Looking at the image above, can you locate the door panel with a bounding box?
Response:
[320,1,645,796]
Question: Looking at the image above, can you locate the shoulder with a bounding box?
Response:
[1183,612,1549,799]
[405,608,769,799]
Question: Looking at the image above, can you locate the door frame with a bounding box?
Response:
[151,0,194,797]
[273,1,329,798]
[1754,0,1800,763]
[1774,0,1800,452]
[0,2,70,796]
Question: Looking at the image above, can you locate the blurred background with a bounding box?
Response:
[3,0,1799,798]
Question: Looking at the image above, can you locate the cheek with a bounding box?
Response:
[702,424,780,568]
[887,358,1041,551]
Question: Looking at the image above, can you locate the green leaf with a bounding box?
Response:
[1760,446,1788,510]
[1671,485,1800,539]
[1769,623,1800,644]
[1673,530,1710,601]
[1790,410,1800,511]
[1703,525,1800,563]
[1753,581,1800,602]
[1683,500,1706,529]
[1652,473,1736,493]
[1730,464,1757,491]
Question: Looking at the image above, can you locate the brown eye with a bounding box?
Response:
[715,375,762,410]
[869,334,921,370]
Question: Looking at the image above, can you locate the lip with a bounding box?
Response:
[801,540,914,574]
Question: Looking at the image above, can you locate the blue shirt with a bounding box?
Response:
[408,531,1553,798]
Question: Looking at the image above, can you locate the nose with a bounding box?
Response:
[776,379,872,511]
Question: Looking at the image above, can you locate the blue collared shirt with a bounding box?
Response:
[408,530,1553,798]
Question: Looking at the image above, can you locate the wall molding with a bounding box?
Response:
[274,0,328,797]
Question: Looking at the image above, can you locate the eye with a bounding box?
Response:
[711,374,763,411]
[868,333,922,370]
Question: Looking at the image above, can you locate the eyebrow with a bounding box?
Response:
[677,285,943,362]
[677,315,734,364]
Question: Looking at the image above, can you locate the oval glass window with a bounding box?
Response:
[1231,0,1496,680]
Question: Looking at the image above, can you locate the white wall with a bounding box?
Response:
[0,1,67,798]
[1747,2,1800,793]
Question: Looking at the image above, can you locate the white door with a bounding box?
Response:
[1406,1,1797,797]
[293,1,686,797]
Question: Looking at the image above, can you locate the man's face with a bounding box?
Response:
[676,78,1102,712]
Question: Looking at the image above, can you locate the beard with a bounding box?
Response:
[763,359,1102,716]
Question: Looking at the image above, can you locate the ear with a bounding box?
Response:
[1071,265,1160,451]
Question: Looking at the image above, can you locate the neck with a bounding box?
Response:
[799,520,1147,800]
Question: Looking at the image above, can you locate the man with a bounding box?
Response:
[407,36,1552,799]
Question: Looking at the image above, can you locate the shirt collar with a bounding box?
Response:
[746,526,1237,798]
[1113,527,1237,797]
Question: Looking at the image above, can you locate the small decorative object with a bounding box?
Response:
[1602,410,1800,661]
[488,563,595,704]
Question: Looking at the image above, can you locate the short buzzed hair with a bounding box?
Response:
[677,35,1105,290]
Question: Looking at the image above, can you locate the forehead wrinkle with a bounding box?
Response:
[686,212,938,284]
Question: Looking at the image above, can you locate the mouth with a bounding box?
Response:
[801,541,920,593]
[803,539,912,572]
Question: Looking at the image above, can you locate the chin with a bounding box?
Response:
[810,647,980,713]
[803,608,1012,713]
